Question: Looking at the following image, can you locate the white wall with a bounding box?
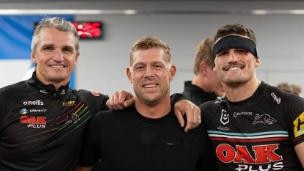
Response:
[1,0,304,96]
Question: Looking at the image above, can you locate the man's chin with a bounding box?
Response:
[48,76,69,84]
[142,95,163,105]
[224,80,246,88]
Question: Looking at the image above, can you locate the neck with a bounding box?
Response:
[36,73,68,91]
[135,96,171,119]
[192,75,210,92]
[192,75,225,96]
[224,77,260,102]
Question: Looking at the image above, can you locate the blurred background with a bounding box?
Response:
[1,0,303,96]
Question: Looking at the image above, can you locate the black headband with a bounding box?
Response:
[212,35,258,59]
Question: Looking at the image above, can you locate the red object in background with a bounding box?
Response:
[72,21,103,39]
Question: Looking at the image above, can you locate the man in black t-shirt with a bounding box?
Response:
[201,23,304,170]
[77,37,216,171]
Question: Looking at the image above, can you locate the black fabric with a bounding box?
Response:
[212,35,258,58]
[182,81,218,106]
[200,82,304,171]
[0,73,109,171]
[80,105,217,171]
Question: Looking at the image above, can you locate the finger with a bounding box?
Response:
[174,108,185,128]
[108,92,122,110]
[192,105,201,126]
[118,90,125,104]
[106,99,112,109]
[184,106,195,132]
[186,105,201,132]
[123,97,135,107]
[91,91,101,96]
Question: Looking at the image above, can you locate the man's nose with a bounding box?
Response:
[53,50,64,61]
[227,49,238,61]
[144,65,154,77]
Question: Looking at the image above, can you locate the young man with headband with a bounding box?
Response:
[201,23,304,170]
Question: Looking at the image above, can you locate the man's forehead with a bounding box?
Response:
[36,31,76,48]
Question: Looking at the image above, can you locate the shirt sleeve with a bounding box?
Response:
[287,95,304,146]
[170,93,185,106]
[78,89,109,112]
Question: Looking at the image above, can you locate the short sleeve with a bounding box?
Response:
[287,95,304,146]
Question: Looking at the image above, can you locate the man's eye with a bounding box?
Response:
[43,46,54,51]
[236,49,249,54]
[63,47,74,53]
[156,65,165,70]
[155,64,162,68]
[217,51,228,57]
[135,65,144,70]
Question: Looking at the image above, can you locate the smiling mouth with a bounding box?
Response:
[143,83,158,88]
[49,64,67,68]
[223,65,244,71]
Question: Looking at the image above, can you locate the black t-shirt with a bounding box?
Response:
[80,105,216,171]
[183,81,218,106]
[200,82,304,171]
[0,74,109,171]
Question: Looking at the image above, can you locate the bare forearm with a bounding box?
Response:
[295,142,304,167]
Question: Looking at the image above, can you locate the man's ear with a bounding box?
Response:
[199,62,208,76]
[126,67,133,83]
[75,52,80,62]
[255,57,261,67]
[169,64,176,81]
[31,52,37,64]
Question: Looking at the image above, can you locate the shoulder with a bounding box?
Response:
[0,81,27,98]
[78,89,109,100]
[262,82,304,106]
[78,89,109,111]
[200,97,223,111]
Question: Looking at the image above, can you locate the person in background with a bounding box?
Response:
[276,82,302,96]
[0,17,200,171]
[76,36,217,171]
[183,38,224,106]
[200,23,304,170]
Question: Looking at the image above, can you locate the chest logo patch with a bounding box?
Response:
[220,109,230,125]
[253,114,277,125]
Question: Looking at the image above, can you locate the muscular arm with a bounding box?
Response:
[294,142,304,167]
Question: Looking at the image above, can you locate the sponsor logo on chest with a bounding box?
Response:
[216,144,284,170]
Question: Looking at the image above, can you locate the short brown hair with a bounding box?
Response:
[277,82,302,96]
[130,37,171,65]
[214,23,256,44]
[193,38,214,74]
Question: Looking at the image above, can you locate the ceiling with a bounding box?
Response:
[0,0,302,1]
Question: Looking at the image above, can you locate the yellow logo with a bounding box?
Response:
[293,112,304,138]
[62,100,76,107]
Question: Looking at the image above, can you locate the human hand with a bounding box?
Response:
[174,99,201,132]
[106,90,134,110]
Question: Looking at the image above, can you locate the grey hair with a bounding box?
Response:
[31,17,79,52]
